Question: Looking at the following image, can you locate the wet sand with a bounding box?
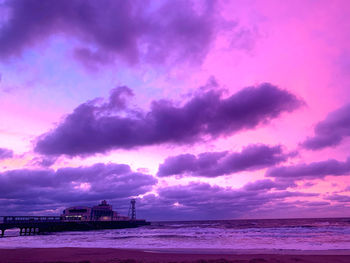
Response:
[0,248,349,263]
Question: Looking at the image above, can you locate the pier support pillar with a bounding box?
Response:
[20,228,23,235]
[0,229,4,237]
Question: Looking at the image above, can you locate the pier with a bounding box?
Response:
[0,216,149,237]
[0,200,149,237]
[0,216,62,236]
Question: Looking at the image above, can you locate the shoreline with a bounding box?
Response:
[0,247,349,263]
[2,246,350,254]
[143,248,350,255]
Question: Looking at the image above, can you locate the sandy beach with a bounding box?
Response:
[0,248,349,263]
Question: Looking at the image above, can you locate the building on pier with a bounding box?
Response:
[61,200,128,221]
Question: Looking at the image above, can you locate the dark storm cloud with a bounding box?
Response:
[0,0,223,66]
[326,194,350,203]
[0,163,157,214]
[0,147,13,159]
[0,164,321,218]
[30,156,57,167]
[157,144,292,177]
[104,86,134,111]
[264,157,350,191]
[137,182,317,220]
[301,103,350,150]
[243,179,276,191]
[303,201,330,206]
[266,157,350,180]
[35,83,303,156]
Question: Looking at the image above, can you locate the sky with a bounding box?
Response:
[0,0,349,221]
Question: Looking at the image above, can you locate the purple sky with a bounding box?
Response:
[0,0,349,220]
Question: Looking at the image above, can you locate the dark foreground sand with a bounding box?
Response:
[0,248,349,263]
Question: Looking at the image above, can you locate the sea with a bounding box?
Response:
[1,218,350,251]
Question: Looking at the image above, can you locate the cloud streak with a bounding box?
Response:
[35,83,303,156]
[157,144,293,177]
[266,157,350,180]
[302,103,350,150]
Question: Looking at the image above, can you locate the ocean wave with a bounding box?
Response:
[1,218,349,250]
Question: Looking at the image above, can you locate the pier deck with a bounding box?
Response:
[0,216,149,236]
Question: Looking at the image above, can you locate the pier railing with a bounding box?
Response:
[0,216,62,224]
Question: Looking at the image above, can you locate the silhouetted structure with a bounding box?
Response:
[128,199,136,220]
[0,200,149,237]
